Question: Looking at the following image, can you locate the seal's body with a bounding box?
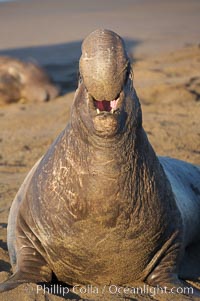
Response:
[0,57,59,104]
[0,29,200,295]
[160,157,200,246]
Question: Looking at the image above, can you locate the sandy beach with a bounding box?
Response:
[0,0,200,300]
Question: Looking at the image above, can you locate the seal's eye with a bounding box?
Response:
[124,63,131,84]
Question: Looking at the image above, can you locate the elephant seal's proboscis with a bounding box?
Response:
[0,29,200,298]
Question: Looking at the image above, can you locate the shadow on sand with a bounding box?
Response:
[0,38,141,94]
[0,239,7,252]
[0,260,11,273]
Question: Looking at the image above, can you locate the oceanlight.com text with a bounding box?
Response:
[36,284,194,297]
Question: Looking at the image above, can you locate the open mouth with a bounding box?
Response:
[86,91,125,135]
[90,94,121,115]
[94,99,119,114]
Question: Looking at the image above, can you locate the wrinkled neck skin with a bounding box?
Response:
[70,79,181,233]
[70,78,163,197]
[67,79,183,281]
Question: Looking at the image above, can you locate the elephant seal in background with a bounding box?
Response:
[0,29,200,297]
[0,56,59,105]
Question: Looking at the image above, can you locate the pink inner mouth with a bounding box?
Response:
[94,99,118,112]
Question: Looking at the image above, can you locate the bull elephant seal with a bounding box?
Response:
[0,29,200,296]
[0,56,59,105]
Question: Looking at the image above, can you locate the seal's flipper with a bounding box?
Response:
[0,272,30,293]
[0,253,52,293]
[0,266,51,293]
[180,242,200,282]
[145,233,200,296]
[0,236,52,293]
[7,157,43,271]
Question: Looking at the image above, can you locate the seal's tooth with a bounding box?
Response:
[111,108,114,114]
[97,108,100,114]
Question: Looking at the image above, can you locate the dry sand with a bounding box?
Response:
[0,0,200,300]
